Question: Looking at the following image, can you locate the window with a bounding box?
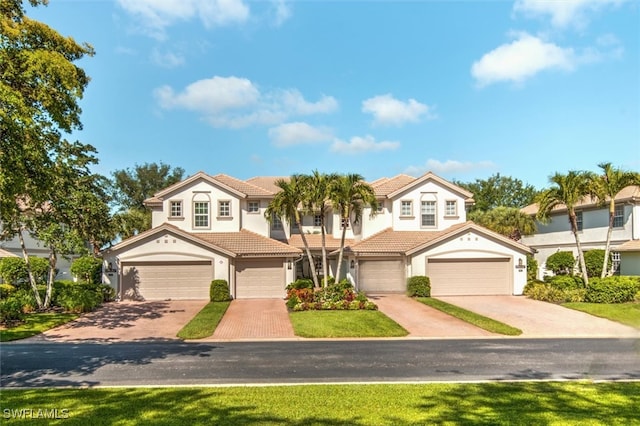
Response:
[218,201,231,218]
[169,201,182,218]
[194,202,209,228]
[341,217,350,229]
[314,215,322,226]
[248,201,259,213]
[576,211,583,231]
[613,205,624,228]
[611,252,621,273]
[375,200,384,214]
[272,213,283,230]
[445,200,457,217]
[400,200,412,217]
[421,200,436,227]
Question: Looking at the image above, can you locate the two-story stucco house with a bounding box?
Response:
[103,171,533,300]
[520,185,640,277]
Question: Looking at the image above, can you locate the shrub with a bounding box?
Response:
[0,296,25,323]
[526,255,538,281]
[584,276,640,304]
[0,283,16,299]
[407,276,430,297]
[0,257,27,285]
[286,294,300,309]
[97,284,117,302]
[210,280,231,302]
[56,286,103,313]
[583,250,611,278]
[545,251,576,275]
[545,275,584,290]
[12,289,38,313]
[286,278,314,290]
[71,256,103,284]
[524,281,585,303]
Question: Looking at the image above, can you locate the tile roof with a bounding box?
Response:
[193,229,302,257]
[371,174,416,197]
[287,234,353,251]
[521,185,640,215]
[616,239,640,252]
[211,174,273,197]
[246,176,290,194]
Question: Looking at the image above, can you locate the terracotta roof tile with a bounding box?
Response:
[616,239,640,252]
[212,174,273,197]
[193,229,301,256]
[246,176,290,194]
[522,185,640,215]
[372,174,416,197]
[287,234,353,251]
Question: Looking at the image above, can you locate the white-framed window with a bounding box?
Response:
[613,205,624,228]
[576,211,583,231]
[248,201,259,213]
[169,200,182,218]
[421,200,436,227]
[272,213,283,230]
[400,200,412,217]
[194,201,209,228]
[611,251,621,273]
[314,214,322,226]
[445,200,457,217]
[218,200,231,217]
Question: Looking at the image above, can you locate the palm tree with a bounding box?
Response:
[329,173,378,283]
[590,162,640,278]
[536,171,594,287]
[265,175,320,289]
[469,206,536,241]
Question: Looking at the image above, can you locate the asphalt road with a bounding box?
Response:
[1,338,639,388]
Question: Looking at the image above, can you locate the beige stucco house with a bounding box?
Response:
[520,185,640,277]
[103,171,533,300]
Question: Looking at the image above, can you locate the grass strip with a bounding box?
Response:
[563,302,640,329]
[418,297,522,336]
[2,382,638,425]
[176,301,230,339]
[289,309,408,338]
[0,312,78,342]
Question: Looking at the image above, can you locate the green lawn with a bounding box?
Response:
[2,382,638,425]
[563,302,640,329]
[0,312,78,342]
[418,297,523,336]
[177,301,231,339]
[289,310,408,337]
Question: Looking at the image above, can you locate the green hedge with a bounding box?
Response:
[584,276,640,304]
[545,251,576,275]
[407,276,430,297]
[524,281,586,303]
[210,280,232,302]
[544,275,585,290]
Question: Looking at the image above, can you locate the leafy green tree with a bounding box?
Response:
[265,175,320,289]
[455,173,538,212]
[545,251,576,275]
[70,255,103,284]
[537,171,594,287]
[589,163,640,277]
[468,207,536,240]
[110,162,184,238]
[329,174,378,283]
[583,250,610,279]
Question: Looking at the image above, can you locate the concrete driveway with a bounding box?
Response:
[24,300,208,343]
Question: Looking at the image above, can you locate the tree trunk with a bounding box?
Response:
[18,230,43,309]
[296,212,320,289]
[320,215,328,287]
[601,200,615,278]
[570,211,589,288]
[44,247,57,308]
[334,213,348,283]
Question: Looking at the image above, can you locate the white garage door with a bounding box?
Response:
[427,258,511,296]
[358,259,405,293]
[235,259,284,299]
[121,261,213,300]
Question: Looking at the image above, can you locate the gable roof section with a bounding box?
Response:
[144,171,249,206]
[212,174,273,198]
[385,172,474,201]
[521,185,640,215]
[287,234,353,251]
[194,229,302,257]
[371,174,416,197]
[246,176,289,194]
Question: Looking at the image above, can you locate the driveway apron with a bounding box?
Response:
[368,294,495,338]
[208,299,296,340]
[438,296,640,338]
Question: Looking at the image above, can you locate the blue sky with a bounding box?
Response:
[28,0,639,190]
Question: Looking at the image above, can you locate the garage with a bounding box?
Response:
[235,258,285,298]
[427,258,511,296]
[120,261,213,300]
[358,258,405,293]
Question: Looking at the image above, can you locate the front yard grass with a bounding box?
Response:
[563,302,640,329]
[418,297,522,336]
[177,301,230,339]
[0,312,79,342]
[289,310,408,338]
[2,382,638,425]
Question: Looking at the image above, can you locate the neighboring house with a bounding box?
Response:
[103,171,533,300]
[520,185,640,277]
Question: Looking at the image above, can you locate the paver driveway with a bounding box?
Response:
[23,300,208,343]
[208,299,296,340]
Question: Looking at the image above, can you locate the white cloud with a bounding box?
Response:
[471,33,576,86]
[154,76,338,128]
[362,94,434,126]
[150,48,185,68]
[514,0,624,28]
[272,0,292,27]
[269,122,333,147]
[117,0,249,39]
[405,159,495,176]
[330,135,400,154]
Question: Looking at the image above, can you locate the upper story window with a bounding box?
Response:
[272,213,283,230]
[613,205,624,228]
[169,200,183,218]
[421,200,436,227]
[218,200,231,218]
[576,211,583,231]
[445,200,457,217]
[314,215,322,226]
[248,201,259,213]
[194,201,209,228]
[400,200,412,217]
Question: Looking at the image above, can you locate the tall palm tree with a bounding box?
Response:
[590,162,640,278]
[329,173,378,283]
[265,175,320,289]
[536,171,594,287]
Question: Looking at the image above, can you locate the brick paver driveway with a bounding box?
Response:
[208,299,296,340]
